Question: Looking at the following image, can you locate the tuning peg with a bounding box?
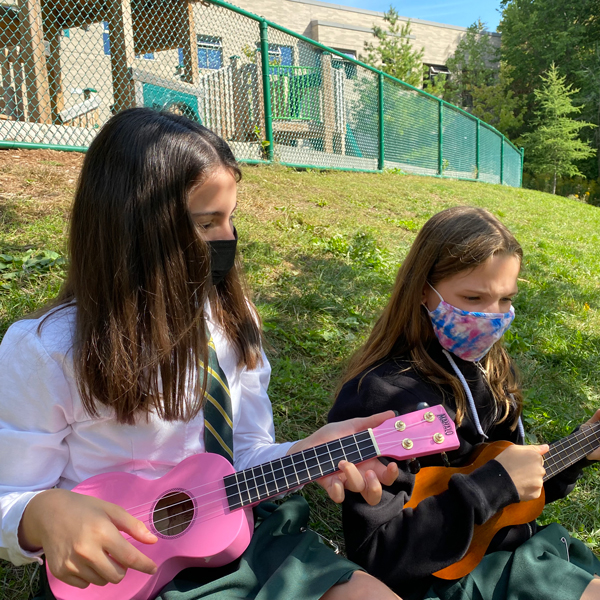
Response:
[408,458,421,474]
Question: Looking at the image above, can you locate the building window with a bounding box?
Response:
[424,64,450,83]
[198,35,223,69]
[256,44,293,74]
[178,35,223,71]
[267,44,293,67]
[332,49,357,79]
[102,21,110,55]
[103,23,154,59]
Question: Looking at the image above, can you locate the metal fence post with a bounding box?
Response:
[259,20,274,162]
[438,100,444,176]
[520,147,525,187]
[500,135,505,185]
[476,120,480,180]
[378,72,385,171]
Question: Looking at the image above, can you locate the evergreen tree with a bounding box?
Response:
[470,63,524,138]
[520,64,596,194]
[443,19,498,109]
[362,7,424,88]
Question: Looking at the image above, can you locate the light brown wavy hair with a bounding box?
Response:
[39,108,262,425]
[336,206,523,428]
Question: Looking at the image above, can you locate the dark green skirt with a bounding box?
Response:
[423,523,600,600]
[35,496,360,600]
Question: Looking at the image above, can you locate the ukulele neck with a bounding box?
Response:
[224,431,378,510]
[543,421,600,481]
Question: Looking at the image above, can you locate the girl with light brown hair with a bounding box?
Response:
[329,206,600,600]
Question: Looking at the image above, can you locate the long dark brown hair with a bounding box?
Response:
[40,108,262,424]
[336,206,524,428]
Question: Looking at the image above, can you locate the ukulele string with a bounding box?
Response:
[544,424,600,469]
[126,421,444,528]
[126,430,446,539]
[542,424,600,476]
[125,424,423,523]
[121,429,393,519]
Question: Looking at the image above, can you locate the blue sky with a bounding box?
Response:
[321,0,503,32]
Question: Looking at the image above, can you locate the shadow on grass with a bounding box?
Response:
[0,197,27,230]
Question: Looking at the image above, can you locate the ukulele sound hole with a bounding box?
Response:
[153,491,195,537]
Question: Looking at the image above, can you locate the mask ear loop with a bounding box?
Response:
[423,282,445,312]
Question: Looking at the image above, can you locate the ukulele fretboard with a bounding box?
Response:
[543,421,600,481]
[224,430,378,511]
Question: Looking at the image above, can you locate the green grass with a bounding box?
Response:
[1,156,600,598]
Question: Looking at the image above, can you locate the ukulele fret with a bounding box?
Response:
[250,465,265,502]
[292,452,308,484]
[281,454,300,488]
[305,446,324,479]
[263,463,278,497]
[272,457,285,494]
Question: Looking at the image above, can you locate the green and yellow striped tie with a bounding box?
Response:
[202,337,234,463]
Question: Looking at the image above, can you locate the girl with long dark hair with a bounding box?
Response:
[0,108,400,600]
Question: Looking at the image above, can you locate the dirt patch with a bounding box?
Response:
[0,148,83,217]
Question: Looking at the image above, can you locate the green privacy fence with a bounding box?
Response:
[0,0,523,186]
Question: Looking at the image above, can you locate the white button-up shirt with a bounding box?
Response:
[0,306,294,565]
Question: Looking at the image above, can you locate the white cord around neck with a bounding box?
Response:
[442,350,488,439]
[443,350,526,441]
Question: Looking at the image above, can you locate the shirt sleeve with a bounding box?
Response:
[232,349,295,471]
[0,322,73,565]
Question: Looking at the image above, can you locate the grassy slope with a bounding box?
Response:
[1,152,599,598]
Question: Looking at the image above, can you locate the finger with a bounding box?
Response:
[105,504,158,546]
[359,458,399,486]
[587,409,600,425]
[338,461,367,494]
[533,444,550,455]
[350,410,397,432]
[74,564,112,587]
[324,475,345,503]
[87,552,128,585]
[361,471,383,506]
[60,574,92,589]
[106,535,157,576]
[383,461,399,485]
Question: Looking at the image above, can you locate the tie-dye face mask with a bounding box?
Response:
[425,285,515,362]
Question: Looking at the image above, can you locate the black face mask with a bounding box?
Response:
[208,228,238,286]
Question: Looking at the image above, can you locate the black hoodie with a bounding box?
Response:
[328,340,588,600]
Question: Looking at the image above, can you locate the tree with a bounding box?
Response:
[520,64,596,194]
[499,0,600,178]
[470,63,524,138]
[362,7,424,88]
[443,19,498,109]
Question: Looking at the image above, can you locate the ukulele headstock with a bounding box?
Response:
[370,405,459,461]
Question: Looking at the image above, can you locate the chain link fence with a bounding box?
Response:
[0,0,523,186]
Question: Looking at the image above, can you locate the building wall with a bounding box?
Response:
[230,0,500,66]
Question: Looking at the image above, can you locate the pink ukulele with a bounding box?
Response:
[48,405,459,600]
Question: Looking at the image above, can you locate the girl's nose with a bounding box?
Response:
[224,223,237,241]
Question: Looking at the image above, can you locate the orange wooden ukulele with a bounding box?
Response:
[405,420,600,580]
